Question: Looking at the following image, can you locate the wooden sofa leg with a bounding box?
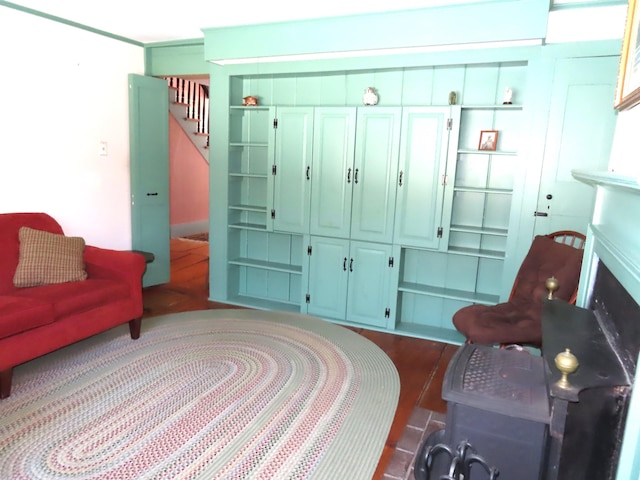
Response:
[129,318,142,340]
[1,368,13,399]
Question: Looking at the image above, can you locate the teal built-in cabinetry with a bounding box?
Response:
[207,50,619,344]
[196,3,620,343]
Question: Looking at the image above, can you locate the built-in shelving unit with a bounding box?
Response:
[393,104,521,342]
[226,105,304,312]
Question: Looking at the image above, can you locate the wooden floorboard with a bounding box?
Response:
[142,238,454,479]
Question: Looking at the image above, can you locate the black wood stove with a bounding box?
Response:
[415,261,640,480]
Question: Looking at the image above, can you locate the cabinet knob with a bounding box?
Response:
[349,258,354,272]
[347,168,352,184]
[399,171,404,186]
[354,168,359,184]
[343,257,347,271]
[306,166,310,180]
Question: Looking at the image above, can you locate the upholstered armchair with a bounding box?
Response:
[452,231,585,347]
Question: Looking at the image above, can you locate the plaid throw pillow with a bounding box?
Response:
[13,226,87,288]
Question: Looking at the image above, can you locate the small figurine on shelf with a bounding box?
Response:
[503,87,513,105]
[363,87,379,106]
[243,95,259,106]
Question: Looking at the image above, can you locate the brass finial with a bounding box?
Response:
[555,348,579,389]
[546,276,559,300]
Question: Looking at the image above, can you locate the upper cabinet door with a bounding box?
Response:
[394,107,454,250]
[350,108,402,244]
[272,107,314,234]
[309,107,357,238]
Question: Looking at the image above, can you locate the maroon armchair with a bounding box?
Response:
[453,231,586,347]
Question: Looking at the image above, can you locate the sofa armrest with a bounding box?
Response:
[83,246,146,300]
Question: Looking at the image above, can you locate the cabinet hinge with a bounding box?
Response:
[447,118,453,130]
[273,118,278,129]
[437,227,443,238]
[441,174,448,186]
[306,293,310,303]
[384,308,390,318]
[271,209,276,219]
[388,257,394,268]
[307,245,312,255]
[272,164,277,175]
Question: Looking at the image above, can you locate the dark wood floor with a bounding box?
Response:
[142,238,458,479]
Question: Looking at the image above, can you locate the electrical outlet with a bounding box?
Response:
[99,141,108,156]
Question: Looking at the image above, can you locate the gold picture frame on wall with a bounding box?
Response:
[615,0,640,111]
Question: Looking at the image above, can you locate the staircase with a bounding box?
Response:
[165,77,210,162]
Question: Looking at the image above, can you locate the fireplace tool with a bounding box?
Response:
[414,435,499,480]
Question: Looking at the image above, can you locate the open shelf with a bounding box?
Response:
[447,246,506,259]
[398,281,499,305]
[228,257,302,274]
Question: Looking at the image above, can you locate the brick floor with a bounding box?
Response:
[382,407,446,480]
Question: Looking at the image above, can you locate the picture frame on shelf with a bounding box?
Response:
[615,0,640,111]
[478,130,498,151]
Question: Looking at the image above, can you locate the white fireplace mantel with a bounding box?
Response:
[573,168,640,480]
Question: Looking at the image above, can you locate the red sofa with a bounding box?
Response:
[0,213,146,398]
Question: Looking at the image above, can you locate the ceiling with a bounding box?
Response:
[7,0,486,43]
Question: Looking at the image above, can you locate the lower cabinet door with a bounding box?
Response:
[307,236,393,328]
[307,236,349,320]
[346,241,393,328]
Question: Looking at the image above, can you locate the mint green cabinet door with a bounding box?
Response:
[346,240,393,328]
[307,236,349,320]
[273,107,314,234]
[128,74,170,287]
[309,108,357,238]
[394,107,452,250]
[351,108,401,243]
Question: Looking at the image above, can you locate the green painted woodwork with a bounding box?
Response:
[128,74,170,287]
[144,40,207,76]
[273,107,314,234]
[306,236,350,320]
[227,229,303,310]
[309,108,357,238]
[307,236,393,328]
[202,1,548,63]
[228,106,274,231]
[394,107,457,250]
[207,39,621,345]
[533,56,619,236]
[351,108,401,244]
[346,240,394,328]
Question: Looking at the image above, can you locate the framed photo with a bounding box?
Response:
[615,0,640,111]
[478,130,498,151]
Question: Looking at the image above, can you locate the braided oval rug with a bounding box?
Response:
[0,309,399,480]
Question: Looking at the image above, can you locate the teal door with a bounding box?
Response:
[128,74,170,287]
[350,108,401,244]
[307,236,349,320]
[273,107,314,234]
[394,107,452,249]
[309,108,357,238]
[346,240,393,328]
[533,56,618,236]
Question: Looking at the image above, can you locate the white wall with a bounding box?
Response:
[609,106,640,178]
[0,7,144,249]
